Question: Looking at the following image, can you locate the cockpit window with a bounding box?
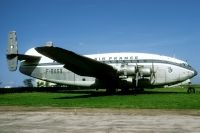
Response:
[181,63,191,68]
[188,64,192,68]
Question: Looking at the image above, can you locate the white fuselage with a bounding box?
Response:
[19,48,197,88]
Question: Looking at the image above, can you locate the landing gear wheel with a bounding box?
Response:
[121,87,130,94]
[106,88,116,95]
[134,88,144,93]
[187,87,195,94]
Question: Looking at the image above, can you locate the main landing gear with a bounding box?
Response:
[106,87,144,95]
[106,87,116,95]
[123,88,144,95]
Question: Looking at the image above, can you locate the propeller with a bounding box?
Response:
[135,70,139,87]
[150,63,156,84]
[135,62,140,87]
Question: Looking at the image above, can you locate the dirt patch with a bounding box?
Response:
[1,106,200,116]
[0,108,200,133]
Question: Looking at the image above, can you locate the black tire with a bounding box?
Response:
[187,87,195,94]
[106,88,116,95]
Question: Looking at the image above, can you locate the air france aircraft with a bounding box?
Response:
[7,31,197,93]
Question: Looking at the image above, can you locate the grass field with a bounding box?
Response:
[0,86,200,109]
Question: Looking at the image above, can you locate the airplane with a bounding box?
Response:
[6,31,198,93]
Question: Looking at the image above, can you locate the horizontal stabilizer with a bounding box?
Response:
[7,54,41,61]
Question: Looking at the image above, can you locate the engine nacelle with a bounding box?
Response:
[118,66,136,76]
[118,65,152,77]
[139,68,151,77]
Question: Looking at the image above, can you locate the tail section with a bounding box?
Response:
[7,31,18,71]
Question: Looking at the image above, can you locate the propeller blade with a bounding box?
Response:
[135,62,139,87]
[135,71,139,87]
[150,63,156,84]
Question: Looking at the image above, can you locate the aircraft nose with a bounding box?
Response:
[194,69,198,77]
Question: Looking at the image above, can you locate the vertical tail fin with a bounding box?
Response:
[6,31,18,71]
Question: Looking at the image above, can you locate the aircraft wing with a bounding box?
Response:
[35,46,118,80]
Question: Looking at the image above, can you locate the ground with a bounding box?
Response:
[0,107,200,133]
[0,86,200,132]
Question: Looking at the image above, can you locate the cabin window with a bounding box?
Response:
[124,57,129,60]
[130,56,134,60]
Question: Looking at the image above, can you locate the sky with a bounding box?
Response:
[0,0,200,87]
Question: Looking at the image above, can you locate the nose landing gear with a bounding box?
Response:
[187,87,195,94]
[187,82,195,94]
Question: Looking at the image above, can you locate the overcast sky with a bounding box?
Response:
[0,0,200,86]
